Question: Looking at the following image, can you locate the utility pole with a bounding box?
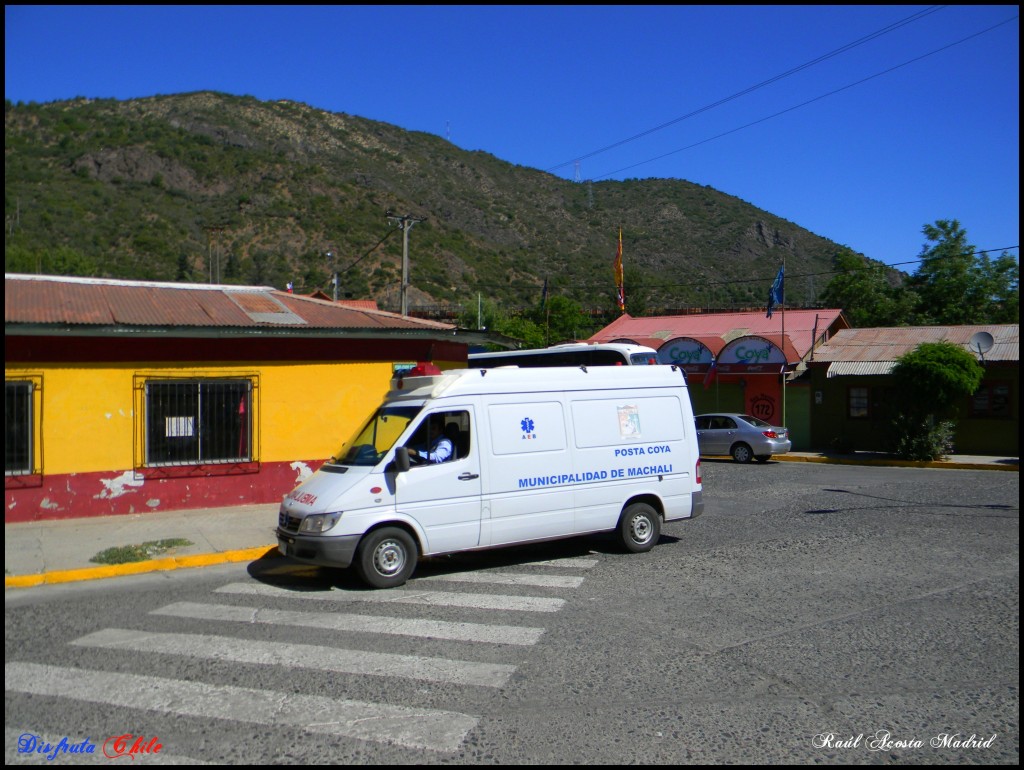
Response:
[204,226,225,284]
[326,251,337,301]
[386,211,424,316]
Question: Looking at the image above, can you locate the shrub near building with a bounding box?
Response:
[887,342,985,460]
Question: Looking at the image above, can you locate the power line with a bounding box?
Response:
[454,245,1019,295]
[546,5,947,174]
[319,226,398,297]
[590,14,1018,181]
[336,226,398,275]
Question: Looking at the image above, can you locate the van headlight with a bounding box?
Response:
[299,512,342,533]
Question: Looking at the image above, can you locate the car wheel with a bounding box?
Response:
[618,502,661,553]
[731,443,754,463]
[755,455,772,463]
[355,527,418,589]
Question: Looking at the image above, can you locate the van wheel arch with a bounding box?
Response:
[617,498,663,553]
[354,523,422,589]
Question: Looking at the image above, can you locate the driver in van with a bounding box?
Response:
[407,420,453,464]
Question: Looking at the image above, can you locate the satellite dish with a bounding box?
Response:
[969,331,994,358]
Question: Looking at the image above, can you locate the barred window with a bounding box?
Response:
[848,387,869,419]
[970,381,1011,418]
[5,381,34,475]
[145,379,252,466]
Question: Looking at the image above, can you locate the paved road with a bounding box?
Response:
[5,461,1018,764]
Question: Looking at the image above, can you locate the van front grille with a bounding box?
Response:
[278,510,302,532]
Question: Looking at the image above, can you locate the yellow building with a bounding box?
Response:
[5,274,478,522]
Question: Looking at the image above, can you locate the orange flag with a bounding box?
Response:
[612,228,624,311]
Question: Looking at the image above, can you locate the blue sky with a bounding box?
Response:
[5,5,1019,272]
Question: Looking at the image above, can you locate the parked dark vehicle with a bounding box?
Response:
[695,413,791,463]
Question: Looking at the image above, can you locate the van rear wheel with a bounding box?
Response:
[618,503,661,553]
[355,527,418,589]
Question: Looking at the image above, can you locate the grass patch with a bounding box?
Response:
[89,538,194,565]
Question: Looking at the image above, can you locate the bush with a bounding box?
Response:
[891,342,984,416]
[887,342,982,460]
[888,416,956,461]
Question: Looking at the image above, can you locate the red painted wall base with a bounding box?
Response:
[5,460,324,523]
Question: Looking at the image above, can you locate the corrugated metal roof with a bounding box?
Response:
[225,291,305,325]
[338,299,380,311]
[591,309,847,363]
[4,274,454,334]
[826,361,896,378]
[812,325,1019,364]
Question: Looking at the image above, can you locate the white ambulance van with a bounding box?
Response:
[276,363,704,588]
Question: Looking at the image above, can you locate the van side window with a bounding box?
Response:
[407,410,470,465]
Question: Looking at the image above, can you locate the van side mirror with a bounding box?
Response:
[393,446,411,473]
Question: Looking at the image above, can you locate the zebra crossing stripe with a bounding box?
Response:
[528,558,600,568]
[70,628,516,688]
[216,582,566,612]
[152,601,545,646]
[5,663,476,752]
[415,572,585,588]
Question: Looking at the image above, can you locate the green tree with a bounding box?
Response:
[223,250,241,281]
[498,313,546,348]
[458,296,546,348]
[887,341,985,459]
[5,244,37,273]
[4,245,98,277]
[535,295,596,344]
[909,219,1019,324]
[819,249,916,327]
[175,252,194,282]
[457,296,502,334]
[975,249,1020,323]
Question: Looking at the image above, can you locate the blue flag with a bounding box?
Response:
[766,265,784,318]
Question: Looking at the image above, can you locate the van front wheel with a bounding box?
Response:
[619,503,661,553]
[355,527,418,589]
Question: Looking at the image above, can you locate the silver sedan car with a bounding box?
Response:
[695,413,792,463]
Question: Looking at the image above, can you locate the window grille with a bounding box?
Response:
[144,379,252,466]
[848,387,870,419]
[5,381,33,475]
[970,381,1011,419]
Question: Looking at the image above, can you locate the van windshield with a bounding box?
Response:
[331,405,422,467]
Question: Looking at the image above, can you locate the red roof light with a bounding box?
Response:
[407,362,442,376]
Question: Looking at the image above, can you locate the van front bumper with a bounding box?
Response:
[276,529,361,568]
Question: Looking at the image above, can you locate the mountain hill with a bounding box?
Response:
[5,91,862,313]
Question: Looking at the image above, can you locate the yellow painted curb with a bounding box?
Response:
[773,455,1018,471]
[5,545,277,589]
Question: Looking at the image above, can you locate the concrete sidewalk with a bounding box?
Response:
[5,452,1017,589]
[5,503,281,589]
